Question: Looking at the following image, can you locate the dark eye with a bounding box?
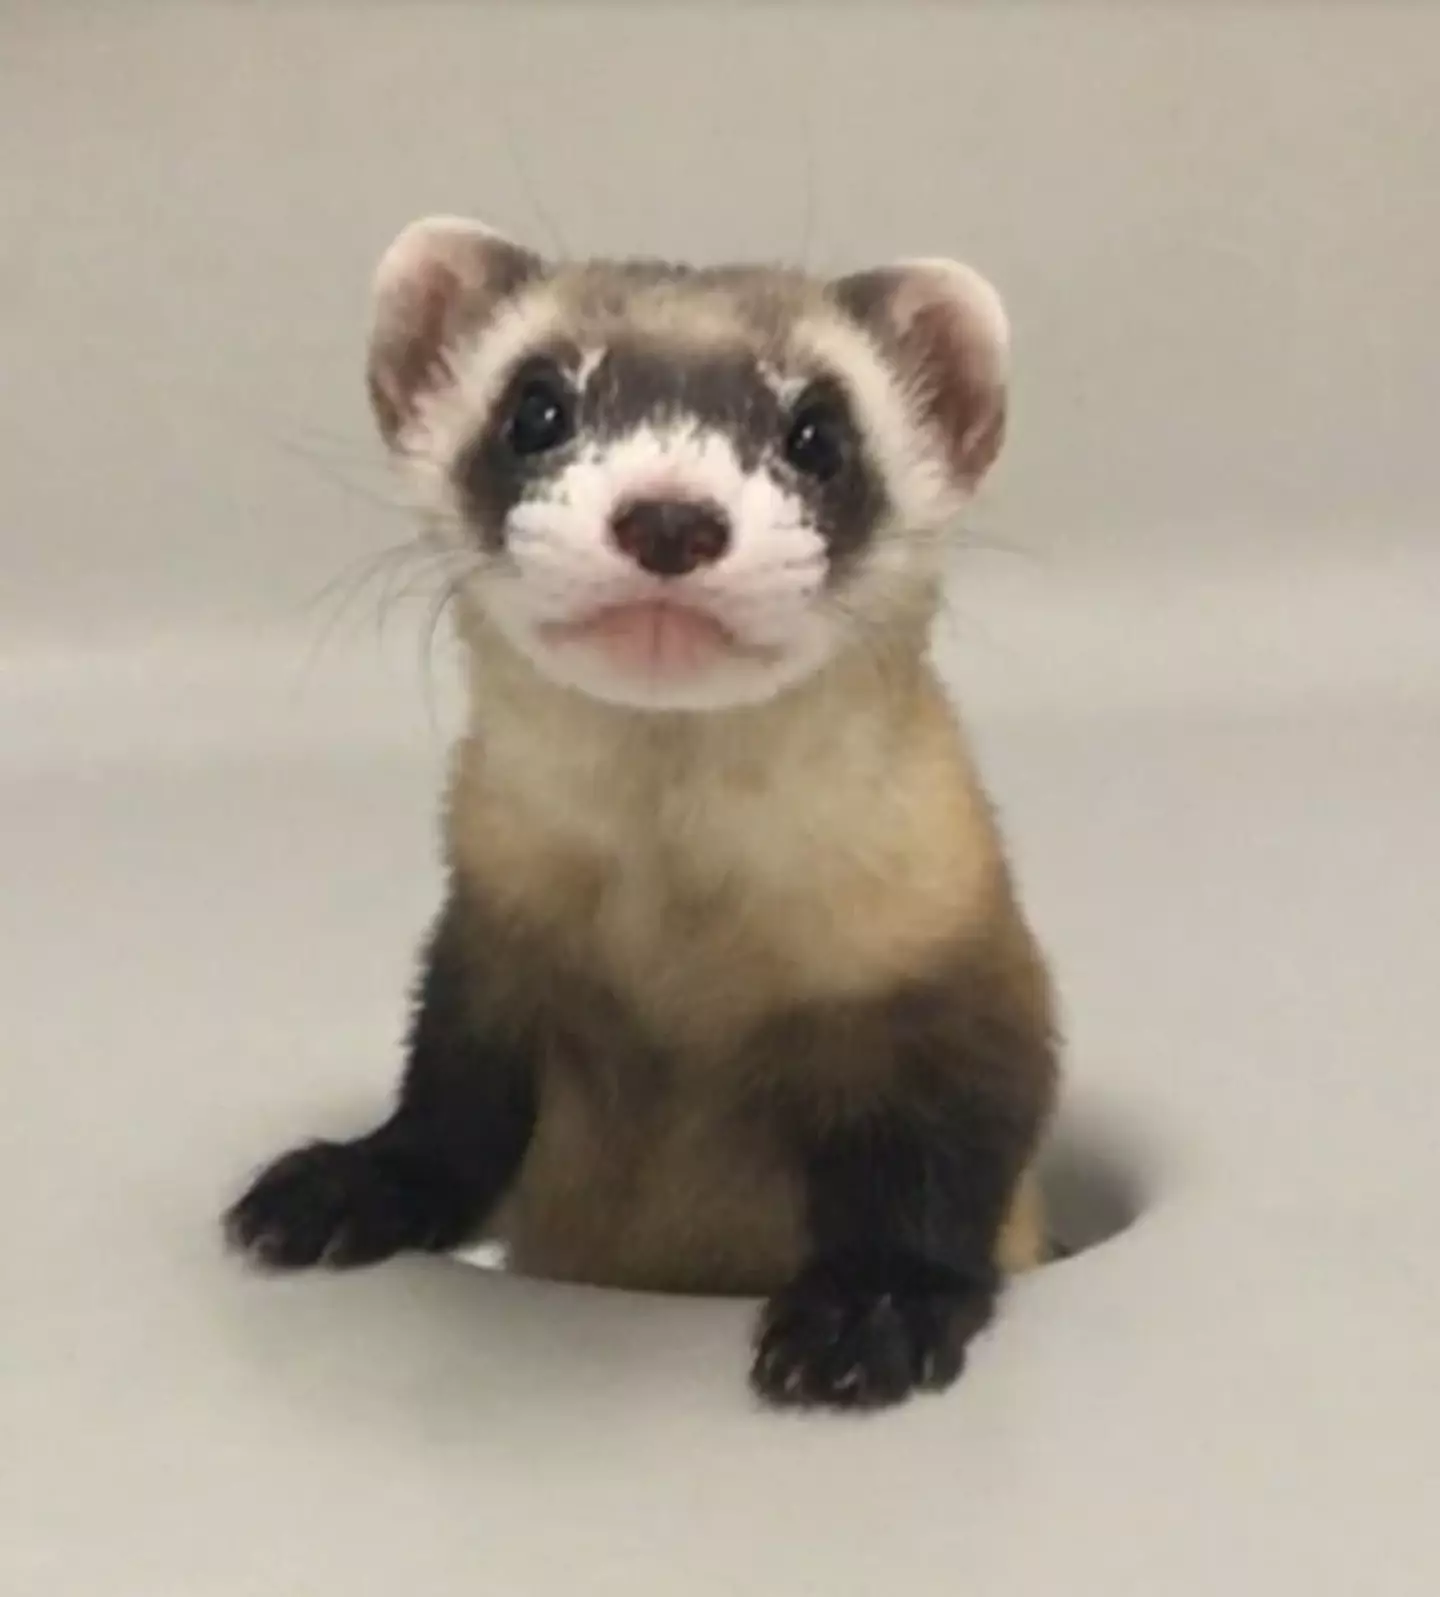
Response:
[782,397,849,482]
[504,367,575,457]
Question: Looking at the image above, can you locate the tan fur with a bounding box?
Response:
[447,609,1049,1291]
[448,612,1000,1045]
[363,230,1056,1296]
[498,1104,1045,1294]
[996,1168,1048,1273]
[493,1075,808,1294]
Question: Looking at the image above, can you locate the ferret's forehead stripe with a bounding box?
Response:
[584,342,783,470]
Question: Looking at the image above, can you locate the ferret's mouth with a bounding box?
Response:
[539,599,767,677]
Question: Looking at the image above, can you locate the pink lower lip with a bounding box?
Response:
[542,599,738,675]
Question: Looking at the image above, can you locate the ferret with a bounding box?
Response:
[225,215,1060,1412]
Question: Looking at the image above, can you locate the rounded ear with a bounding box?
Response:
[366,215,543,447]
[832,258,1009,486]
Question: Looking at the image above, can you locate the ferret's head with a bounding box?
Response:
[368,216,1009,711]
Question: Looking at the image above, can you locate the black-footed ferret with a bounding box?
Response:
[226,216,1060,1411]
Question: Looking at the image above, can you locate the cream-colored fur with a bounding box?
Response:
[447,611,1002,1050]
[447,612,1047,1288]
[366,219,1049,1288]
[996,1168,1048,1273]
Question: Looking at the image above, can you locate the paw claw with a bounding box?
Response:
[751,1254,994,1412]
[224,1138,471,1272]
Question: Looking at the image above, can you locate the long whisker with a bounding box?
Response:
[268,431,416,520]
[299,542,416,621]
[291,531,474,698]
[218,391,416,521]
[787,0,825,271]
[371,543,460,643]
[930,584,1030,678]
[951,516,1050,566]
[417,559,484,738]
[492,83,570,257]
[296,541,432,682]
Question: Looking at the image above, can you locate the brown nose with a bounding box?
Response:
[610,498,731,578]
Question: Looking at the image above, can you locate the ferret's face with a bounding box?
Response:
[369,224,1009,711]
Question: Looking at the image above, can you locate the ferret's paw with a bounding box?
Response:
[223,1138,470,1271]
[750,1252,996,1412]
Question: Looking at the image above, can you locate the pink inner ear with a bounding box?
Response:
[902,297,1007,487]
[368,260,464,445]
[366,223,543,448]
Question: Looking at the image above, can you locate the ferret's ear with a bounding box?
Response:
[366,216,543,447]
[833,259,1009,486]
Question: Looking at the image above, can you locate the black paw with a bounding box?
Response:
[224,1137,474,1271]
[751,1252,998,1412]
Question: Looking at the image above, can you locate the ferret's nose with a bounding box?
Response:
[610,498,731,578]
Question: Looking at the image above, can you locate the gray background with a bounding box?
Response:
[3,5,1438,1595]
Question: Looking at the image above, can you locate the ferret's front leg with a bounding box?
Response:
[750,966,1056,1412]
[225,894,536,1270]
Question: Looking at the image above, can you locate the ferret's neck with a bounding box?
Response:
[456,613,935,791]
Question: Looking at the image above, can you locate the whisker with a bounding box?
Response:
[786,0,826,271]
[299,541,412,620]
[259,427,416,520]
[369,538,469,636]
[930,587,1030,677]
[952,519,1049,566]
[295,541,431,681]
[293,531,484,703]
[492,85,570,257]
[373,556,439,645]
[416,561,483,738]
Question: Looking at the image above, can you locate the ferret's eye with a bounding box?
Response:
[504,367,575,457]
[782,397,848,483]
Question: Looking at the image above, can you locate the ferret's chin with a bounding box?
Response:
[498,600,828,713]
[535,640,804,714]
[549,656,795,713]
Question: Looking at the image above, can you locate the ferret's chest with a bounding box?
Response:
[449,695,993,1039]
[458,741,845,1009]
[562,782,830,1038]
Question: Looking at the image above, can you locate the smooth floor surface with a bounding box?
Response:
[4,598,1438,1595]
